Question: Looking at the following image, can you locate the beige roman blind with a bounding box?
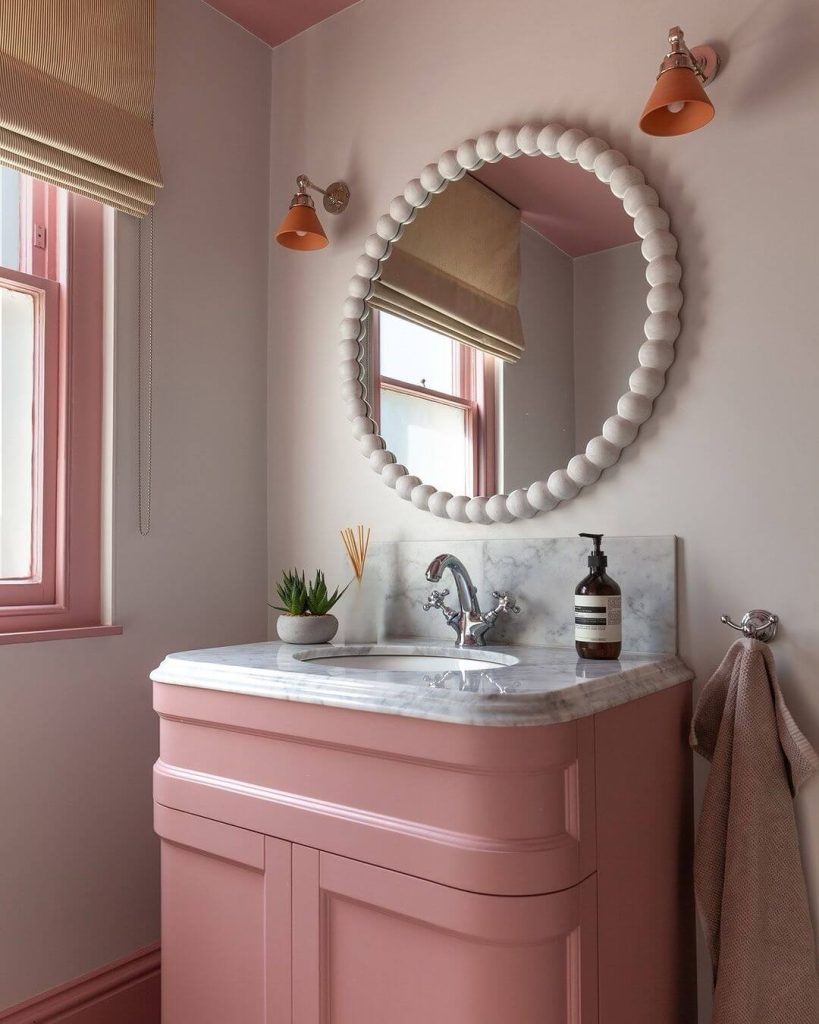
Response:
[0,0,162,216]
[371,174,524,363]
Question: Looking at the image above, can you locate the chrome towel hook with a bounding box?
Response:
[721,609,779,643]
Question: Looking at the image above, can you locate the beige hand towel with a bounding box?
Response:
[691,638,819,1023]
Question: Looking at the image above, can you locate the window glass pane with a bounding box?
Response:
[0,284,35,579]
[0,168,21,271]
[380,388,468,495]
[379,312,455,394]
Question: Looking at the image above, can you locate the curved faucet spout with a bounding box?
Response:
[423,553,520,648]
[425,553,481,618]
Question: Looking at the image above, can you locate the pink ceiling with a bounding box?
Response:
[472,157,636,258]
[206,0,359,48]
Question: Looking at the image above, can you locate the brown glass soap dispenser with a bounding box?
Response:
[575,533,622,660]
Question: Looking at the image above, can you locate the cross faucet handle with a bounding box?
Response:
[491,590,520,615]
[423,588,450,611]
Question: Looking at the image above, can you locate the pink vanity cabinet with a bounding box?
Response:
[153,664,696,1024]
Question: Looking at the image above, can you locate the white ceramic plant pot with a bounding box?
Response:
[276,613,338,645]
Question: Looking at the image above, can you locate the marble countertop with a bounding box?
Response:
[151,639,693,727]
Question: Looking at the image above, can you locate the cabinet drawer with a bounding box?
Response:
[155,683,597,895]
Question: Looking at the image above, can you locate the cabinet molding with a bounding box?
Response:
[265,838,293,1024]
[292,846,320,1024]
[155,801,264,868]
[154,683,596,896]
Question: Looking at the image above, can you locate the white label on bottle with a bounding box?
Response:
[575,594,622,643]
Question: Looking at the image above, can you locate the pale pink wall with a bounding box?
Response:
[267,2,819,1019]
[0,0,270,1010]
[503,224,574,490]
[572,241,647,451]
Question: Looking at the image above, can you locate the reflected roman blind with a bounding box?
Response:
[371,174,524,363]
[0,0,162,216]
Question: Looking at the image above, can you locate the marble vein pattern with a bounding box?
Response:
[371,535,676,654]
[151,640,692,728]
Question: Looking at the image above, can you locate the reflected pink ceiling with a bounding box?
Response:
[472,158,636,258]
[205,0,359,48]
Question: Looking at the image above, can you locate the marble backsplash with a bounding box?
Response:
[367,536,677,654]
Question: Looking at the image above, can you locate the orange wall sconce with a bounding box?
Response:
[275,174,351,251]
[640,26,721,137]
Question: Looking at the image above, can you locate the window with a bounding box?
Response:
[0,170,106,637]
[370,310,497,496]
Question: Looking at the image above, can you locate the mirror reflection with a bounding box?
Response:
[365,155,648,497]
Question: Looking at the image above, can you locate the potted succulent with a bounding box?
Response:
[273,569,348,644]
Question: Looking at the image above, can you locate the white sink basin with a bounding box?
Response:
[293,647,518,673]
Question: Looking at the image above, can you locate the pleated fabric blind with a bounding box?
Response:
[371,174,524,363]
[0,1,162,216]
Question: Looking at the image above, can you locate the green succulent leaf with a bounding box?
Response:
[271,568,308,615]
[269,568,348,616]
[306,569,349,615]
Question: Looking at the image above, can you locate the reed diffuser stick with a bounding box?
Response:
[341,525,371,580]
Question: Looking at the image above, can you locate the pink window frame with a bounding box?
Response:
[0,267,60,602]
[0,178,106,634]
[369,310,498,496]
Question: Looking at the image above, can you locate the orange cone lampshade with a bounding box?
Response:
[639,24,721,138]
[640,66,714,136]
[276,202,328,251]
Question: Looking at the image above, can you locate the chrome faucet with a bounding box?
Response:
[423,553,520,647]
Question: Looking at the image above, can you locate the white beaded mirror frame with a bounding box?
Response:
[338,122,682,524]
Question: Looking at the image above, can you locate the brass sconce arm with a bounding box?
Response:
[293,174,350,214]
[656,25,719,84]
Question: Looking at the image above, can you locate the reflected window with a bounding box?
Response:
[370,310,497,496]
[379,316,455,394]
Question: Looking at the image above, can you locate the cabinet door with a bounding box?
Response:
[156,805,291,1024]
[293,846,597,1024]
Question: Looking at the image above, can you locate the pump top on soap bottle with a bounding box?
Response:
[575,533,622,660]
[582,533,607,570]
